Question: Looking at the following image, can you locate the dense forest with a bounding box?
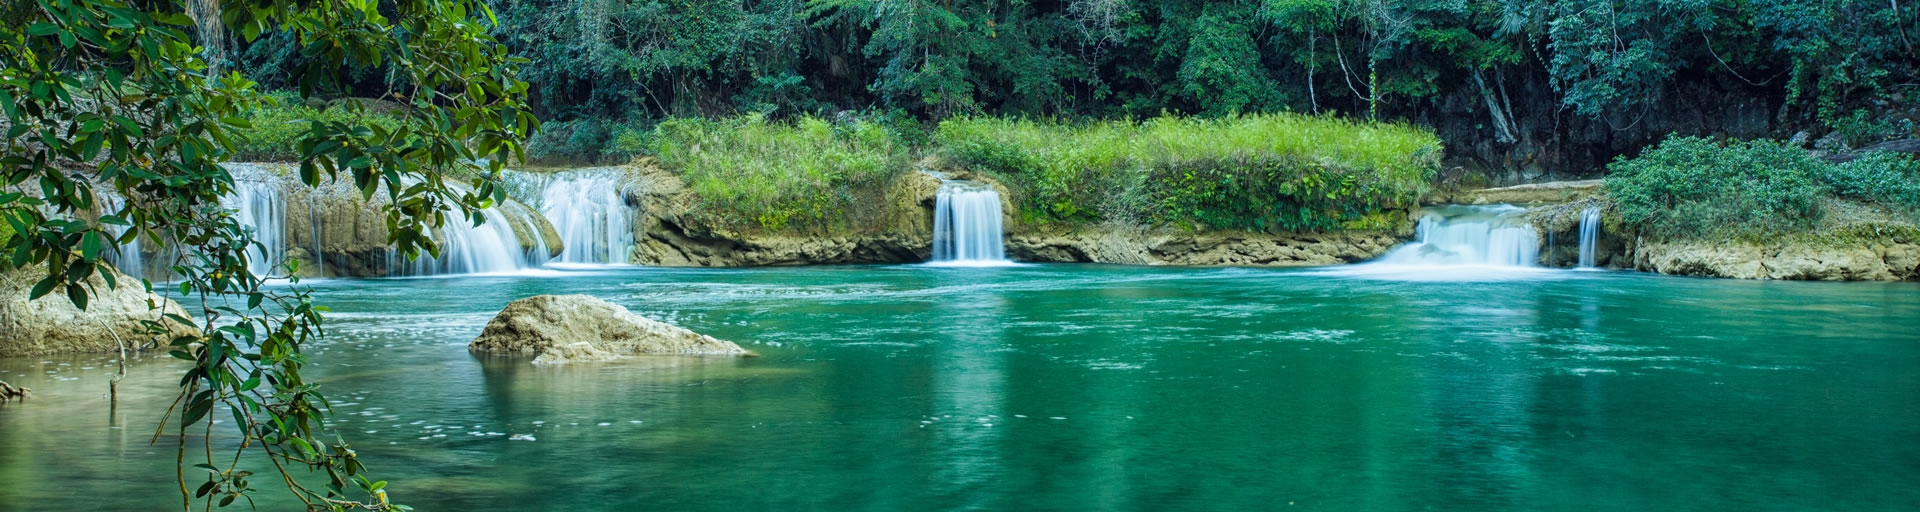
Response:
[234,0,1920,177]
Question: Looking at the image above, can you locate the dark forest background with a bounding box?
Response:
[232,0,1918,179]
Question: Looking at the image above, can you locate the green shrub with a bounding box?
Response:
[935,114,1440,231]
[650,115,908,232]
[1824,152,1920,216]
[1605,137,1826,239]
[232,93,404,161]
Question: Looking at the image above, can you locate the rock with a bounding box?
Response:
[1007,227,1408,266]
[469,294,749,361]
[1425,180,1603,206]
[0,266,197,357]
[532,342,621,365]
[1631,240,1920,281]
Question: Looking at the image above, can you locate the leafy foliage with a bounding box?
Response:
[484,0,1916,165]
[937,114,1440,231]
[1,0,535,509]
[1824,153,1920,217]
[1605,137,1828,239]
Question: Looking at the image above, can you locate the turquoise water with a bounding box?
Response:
[2,264,1917,510]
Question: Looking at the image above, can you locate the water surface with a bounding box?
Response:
[2,265,1916,510]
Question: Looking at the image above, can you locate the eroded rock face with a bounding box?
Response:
[1008,228,1406,266]
[1426,180,1604,206]
[1633,240,1920,281]
[469,294,749,362]
[0,267,197,357]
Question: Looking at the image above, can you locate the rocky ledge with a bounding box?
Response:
[1426,180,1603,206]
[1632,239,1920,281]
[1,267,197,357]
[469,294,750,364]
[1007,228,1406,266]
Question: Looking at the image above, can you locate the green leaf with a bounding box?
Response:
[81,231,103,260]
[65,285,87,310]
[29,274,58,300]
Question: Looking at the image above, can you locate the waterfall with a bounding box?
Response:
[930,181,1008,265]
[1577,206,1602,269]
[516,170,635,264]
[93,191,145,279]
[226,180,286,277]
[386,206,541,277]
[1376,205,1539,267]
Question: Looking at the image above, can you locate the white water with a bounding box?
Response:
[93,191,146,278]
[1577,206,1602,269]
[1329,205,1546,281]
[226,180,286,278]
[522,171,636,264]
[387,207,544,277]
[930,181,1010,266]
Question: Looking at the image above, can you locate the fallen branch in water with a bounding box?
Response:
[0,379,29,401]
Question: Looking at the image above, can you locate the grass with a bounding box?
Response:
[934,114,1442,231]
[648,115,909,232]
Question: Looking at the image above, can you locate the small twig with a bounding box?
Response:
[0,379,30,401]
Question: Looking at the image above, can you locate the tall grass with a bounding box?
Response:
[650,115,908,232]
[935,114,1441,231]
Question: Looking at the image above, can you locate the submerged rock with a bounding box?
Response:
[0,267,197,357]
[469,294,749,362]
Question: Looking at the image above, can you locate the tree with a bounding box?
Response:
[0,0,537,509]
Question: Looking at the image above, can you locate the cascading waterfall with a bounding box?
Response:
[523,171,635,264]
[93,191,145,278]
[1577,205,1602,269]
[226,180,286,277]
[1376,205,1539,267]
[930,181,1008,265]
[386,206,541,277]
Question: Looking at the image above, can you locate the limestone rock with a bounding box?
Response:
[1007,228,1406,266]
[1426,180,1603,205]
[532,342,621,365]
[470,294,748,361]
[0,267,197,357]
[1631,240,1920,281]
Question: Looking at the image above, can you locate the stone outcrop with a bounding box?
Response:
[1527,198,1630,268]
[0,267,197,357]
[1631,239,1920,281]
[1425,180,1603,206]
[1007,228,1406,266]
[469,294,750,363]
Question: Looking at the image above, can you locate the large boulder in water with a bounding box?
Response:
[0,267,197,357]
[469,294,749,363]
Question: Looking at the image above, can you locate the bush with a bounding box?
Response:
[232,93,404,161]
[1824,152,1920,216]
[1605,137,1826,239]
[649,115,909,232]
[525,118,653,165]
[935,114,1441,231]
